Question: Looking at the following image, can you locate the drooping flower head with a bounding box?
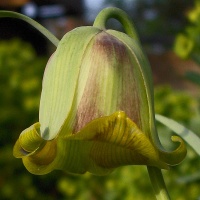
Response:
[13,8,186,175]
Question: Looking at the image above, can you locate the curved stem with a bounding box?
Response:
[0,11,59,47]
[148,167,171,200]
[93,7,139,41]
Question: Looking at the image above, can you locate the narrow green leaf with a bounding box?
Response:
[0,11,59,47]
[155,114,200,156]
[177,171,200,184]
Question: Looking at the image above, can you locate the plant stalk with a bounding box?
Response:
[93,7,139,41]
[147,166,171,200]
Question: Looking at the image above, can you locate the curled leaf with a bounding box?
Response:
[0,11,59,47]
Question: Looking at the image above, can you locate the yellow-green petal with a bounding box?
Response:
[13,123,57,175]
[13,123,45,157]
[39,27,101,140]
[13,111,169,175]
[67,111,169,172]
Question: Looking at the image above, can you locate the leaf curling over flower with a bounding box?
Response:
[13,7,187,175]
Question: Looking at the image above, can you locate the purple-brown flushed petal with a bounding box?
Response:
[73,32,142,133]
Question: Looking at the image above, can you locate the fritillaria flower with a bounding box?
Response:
[12,8,186,176]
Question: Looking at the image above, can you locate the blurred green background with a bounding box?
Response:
[0,0,200,200]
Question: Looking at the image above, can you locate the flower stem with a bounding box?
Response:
[147,166,171,200]
[0,11,59,47]
[93,7,139,41]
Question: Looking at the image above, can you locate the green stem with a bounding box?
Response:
[0,11,59,47]
[147,167,171,200]
[93,7,139,41]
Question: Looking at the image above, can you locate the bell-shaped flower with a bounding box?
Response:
[13,8,186,175]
